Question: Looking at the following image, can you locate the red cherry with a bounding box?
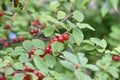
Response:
[50,39,54,43]
[42,24,46,28]
[0,11,4,17]
[74,64,79,69]
[39,53,46,58]
[12,38,17,43]
[31,21,37,27]
[4,42,9,48]
[4,25,10,30]
[45,47,50,53]
[112,55,120,61]
[49,49,52,55]
[29,29,34,34]
[33,29,39,34]
[30,49,35,55]
[33,70,39,75]
[36,19,41,25]
[18,36,25,42]
[27,68,34,72]
[24,74,30,80]
[53,37,58,42]
[37,73,44,80]
[0,76,6,80]
[23,66,28,71]
[58,36,64,42]
[62,33,69,40]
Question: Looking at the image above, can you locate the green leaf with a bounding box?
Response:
[13,62,23,70]
[84,64,100,71]
[35,50,44,55]
[74,70,92,80]
[12,73,24,80]
[90,38,106,48]
[52,42,64,53]
[32,39,45,49]
[77,23,95,31]
[78,53,88,66]
[72,28,84,45]
[43,26,54,37]
[67,20,76,28]
[0,62,7,68]
[19,53,29,63]
[23,40,32,51]
[62,51,79,64]
[60,60,75,71]
[101,2,110,17]
[44,54,56,68]
[0,50,7,54]
[5,68,14,75]
[73,10,84,22]
[109,0,119,11]
[57,11,66,20]
[33,56,48,74]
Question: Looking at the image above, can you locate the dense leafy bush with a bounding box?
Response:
[0,0,120,80]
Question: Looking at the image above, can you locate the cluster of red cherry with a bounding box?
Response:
[45,33,69,54]
[0,62,44,80]
[29,19,46,35]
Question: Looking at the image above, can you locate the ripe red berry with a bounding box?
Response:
[0,11,4,17]
[4,25,10,30]
[58,36,64,42]
[33,70,39,75]
[42,24,46,28]
[23,74,30,80]
[12,38,17,43]
[45,47,50,53]
[31,21,37,27]
[23,66,28,71]
[30,49,35,55]
[4,42,9,48]
[37,73,44,80]
[33,29,39,34]
[112,55,120,61]
[39,53,46,58]
[74,64,79,69]
[29,29,34,34]
[18,36,25,42]
[49,49,53,55]
[36,19,41,25]
[0,76,6,80]
[62,33,69,40]
[53,37,58,42]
